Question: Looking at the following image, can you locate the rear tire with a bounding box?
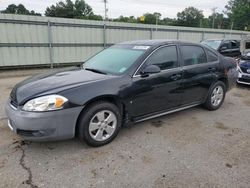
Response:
[203,81,226,111]
[77,101,122,147]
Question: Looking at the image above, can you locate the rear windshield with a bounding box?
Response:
[201,40,222,50]
[83,45,149,74]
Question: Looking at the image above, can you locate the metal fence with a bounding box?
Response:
[0,13,249,68]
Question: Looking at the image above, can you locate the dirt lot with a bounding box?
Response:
[0,71,250,188]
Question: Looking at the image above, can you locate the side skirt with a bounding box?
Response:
[133,103,202,123]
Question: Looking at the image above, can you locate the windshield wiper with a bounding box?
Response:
[84,68,107,75]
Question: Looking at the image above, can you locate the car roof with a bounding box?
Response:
[202,38,240,41]
[118,39,198,47]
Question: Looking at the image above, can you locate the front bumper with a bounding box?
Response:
[237,67,250,85]
[5,100,83,141]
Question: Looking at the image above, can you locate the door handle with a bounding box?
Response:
[208,67,216,72]
[170,74,181,80]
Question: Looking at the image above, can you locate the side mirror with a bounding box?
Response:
[140,65,161,77]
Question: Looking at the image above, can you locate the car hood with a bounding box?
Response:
[10,67,114,105]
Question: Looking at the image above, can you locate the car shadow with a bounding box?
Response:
[236,83,250,90]
[8,103,228,153]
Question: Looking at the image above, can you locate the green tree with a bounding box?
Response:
[142,12,161,24]
[225,0,250,30]
[113,16,138,23]
[161,17,176,26]
[45,0,102,20]
[1,4,41,16]
[207,13,230,29]
[176,7,204,27]
[74,0,94,18]
[88,14,103,21]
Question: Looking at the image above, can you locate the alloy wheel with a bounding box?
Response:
[88,110,117,142]
[211,86,224,107]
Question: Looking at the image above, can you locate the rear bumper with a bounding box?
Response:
[5,100,83,141]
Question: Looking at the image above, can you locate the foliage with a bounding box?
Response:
[1,4,41,16]
[113,16,138,23]
[143,12,161,24]
[45,0,102,20]
[176,7,204,27]
[208,13,231,29]
[225,0,250,30]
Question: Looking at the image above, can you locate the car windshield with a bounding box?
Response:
[201,40,222,50]
[83,45,148,74]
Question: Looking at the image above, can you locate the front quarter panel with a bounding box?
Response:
[59,74,133,109]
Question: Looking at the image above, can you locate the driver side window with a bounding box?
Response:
[146,46,178,70]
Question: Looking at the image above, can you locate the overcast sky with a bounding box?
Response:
[0,0,229,18]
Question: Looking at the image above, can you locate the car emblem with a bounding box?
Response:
[247,69,250,73]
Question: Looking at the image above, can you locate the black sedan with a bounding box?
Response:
[5,40,238,147]
[201,39,241,58]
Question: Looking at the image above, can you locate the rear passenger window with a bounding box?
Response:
[207,50,218,62]
[221,41,230,49]
[180,45,207,66]
[146,46,178,70]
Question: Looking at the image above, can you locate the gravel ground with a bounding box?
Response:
[0,70,250,188]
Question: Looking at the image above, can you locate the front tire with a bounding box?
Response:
[204,81,226,111]
[78,101,122,147]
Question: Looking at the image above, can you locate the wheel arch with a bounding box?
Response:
[74,95,127,137]
[218,77,229,91]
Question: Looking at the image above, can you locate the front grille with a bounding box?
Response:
[238,78,250,83]
[17,129,35,137]
[17,129,42,137]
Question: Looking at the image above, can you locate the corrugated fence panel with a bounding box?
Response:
[204,33,225,40]
[0,14,249,68]
[52,26,104,44]
[179,31,203,42]
[154,30,178,39]
[107,28,150,43]
[0,47,49,66]
[53,47,103,64]
[0,22,48,43]
[225,34,242,39]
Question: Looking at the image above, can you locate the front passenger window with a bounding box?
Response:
[146,46,178,70]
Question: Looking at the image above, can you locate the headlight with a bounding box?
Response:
[23,95,68,112]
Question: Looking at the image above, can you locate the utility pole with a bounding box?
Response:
[230,22,234,36]
[156,15,158,32]
[104,0,108,21]
[155,13,161,34]
[103,0,108,48]
[211,7,217,29]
